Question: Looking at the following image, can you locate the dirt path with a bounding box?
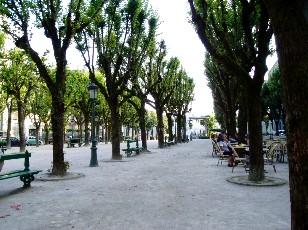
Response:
[0,139,290,230]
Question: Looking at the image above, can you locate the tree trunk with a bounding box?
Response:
[238,87,248,144]
[167,113,173,141]
[138,104,147,150]
[35,127,40,147]
[6,102,12,148]
[247,81,264,181]
[156,106,165,148]
[96,121,100,142]
[226,102,237,138]
[107,124,111,144]
[176,114,182,143]
[110,105,122,160]
[83,111,90,146]
[263,1,308,228]
[183,114,187,141]
[51,92,66,175]
[17,101,26,152]
[44,124,50,145]
[101,123,105,143]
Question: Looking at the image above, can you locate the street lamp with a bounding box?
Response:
[88,82,99,167]
[71,119,74,138]
[173,113,177,144]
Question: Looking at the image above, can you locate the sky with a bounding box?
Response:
[148,0,213,117]
[147,0,277,117]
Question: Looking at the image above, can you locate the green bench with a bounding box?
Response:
[122,138,143,157]
[164,136,174,147]
[0,140,6,148]
[1,146,7,154]
[67,138,82,148]
[0,150,42,188]
[123,136,131,143]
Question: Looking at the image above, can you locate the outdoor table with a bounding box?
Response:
[233,145,249,158]
[245,147,269,152]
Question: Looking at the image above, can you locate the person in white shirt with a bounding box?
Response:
[219,134,234,167]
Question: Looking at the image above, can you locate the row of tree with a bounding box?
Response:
[188,0,307,228]
[0,1,194,175]
[0,52,162,149]
[208,57,285,137]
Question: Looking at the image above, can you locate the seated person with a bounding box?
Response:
[211,133,218,143]
[245,134,249,146]
[229,132,238,143]
[219,134,234,167]
[211,133,220,156]
[217,133,223,143]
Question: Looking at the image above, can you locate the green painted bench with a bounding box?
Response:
[67,138,82,148]
[0,140,6,148]
[1,146,7,154]
[164,136,174,147]
[123,136,131,143]
[0,150,42,188]
[122,138,143,157]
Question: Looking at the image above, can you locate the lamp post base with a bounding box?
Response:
[89,141,98,167]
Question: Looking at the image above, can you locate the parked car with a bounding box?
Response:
[10,137,21,147]
[0,137,20,147]
[0,138,7,147]
[26,136,43,146]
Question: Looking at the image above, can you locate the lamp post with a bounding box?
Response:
[71,119,74,138]
[88,82,99,167]
[173,113,177,144]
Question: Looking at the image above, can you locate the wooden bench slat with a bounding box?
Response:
[1,152,31,160]
[0,170,41,180]
[122,138,143,157]
[0,150,41,187]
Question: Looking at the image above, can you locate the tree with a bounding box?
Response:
[188,0,273,181]
[205,53,237,137]
[147,56,180,148]
[0,0,104,175]
[168,68,194,142]
[28,82,51,146]
[0,49,38,151]
[0,31,7,116]
[145,110,157,139]
[262,1,308,228]
[66,69,93,145]
[76,0,158,159]
[261,64,284,135]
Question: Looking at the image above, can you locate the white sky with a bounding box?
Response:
[147,0,277,116]
[148,0,213,116]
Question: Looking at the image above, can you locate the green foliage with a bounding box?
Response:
[121,100,139,129]
[0,49,39,109]
[205,53,237,129]
[145,110,157,132]
[0,31,5,56]
[206,114,217,132]
[261,63,284,120]
[28,82,52,128]
[168,67,195,116]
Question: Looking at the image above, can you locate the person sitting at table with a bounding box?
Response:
[245,134,249,146]
[211,133,218,143]
[219,134,234,167]
[217,133,223,143]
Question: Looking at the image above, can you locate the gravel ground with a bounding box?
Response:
[0,139,290,230]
